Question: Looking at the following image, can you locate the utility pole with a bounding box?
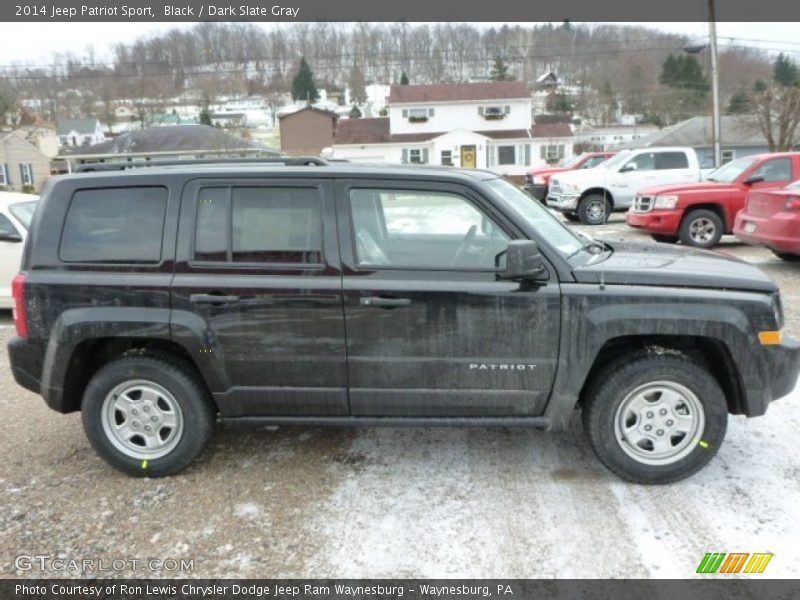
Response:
[708,0,721,167]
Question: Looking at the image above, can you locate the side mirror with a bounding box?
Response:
[619,164,636,173]
[0,231,22,243]
[743,174,765,185]
[499,240,547,281]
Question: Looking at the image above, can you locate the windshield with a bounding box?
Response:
[597,151,631,170]
[485,178,585,258]
[9,200,37,230]
[705,157,757,182]
[560,154,585,169]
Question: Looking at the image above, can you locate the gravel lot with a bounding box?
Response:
[2,214,799,579]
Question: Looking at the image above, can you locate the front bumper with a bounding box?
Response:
[762,335,800,408]
[733,211,800,254]
[525,184,547,201]
[546,193,579,211]
[626,209,683,234]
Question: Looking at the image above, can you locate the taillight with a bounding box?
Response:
[12,273,27,338]
[784,197,800,211]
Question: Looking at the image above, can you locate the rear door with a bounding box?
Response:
[335,178,561,417]
[171,178,347,418]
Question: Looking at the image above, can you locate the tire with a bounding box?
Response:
[582,352,728,484]
[773,250,800,262]
[563,213,582,223]
[578,194,610,225]
[679,209,723,248]
[651,234,678,244]
[81,354,216,477]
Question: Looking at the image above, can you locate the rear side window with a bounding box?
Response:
[0,213,19,237]
[194,186,323,264]
[9,200,37,230]
[60,187,167,263]
[655,152,689,170]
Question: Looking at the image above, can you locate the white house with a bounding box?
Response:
[57,119,106,147]
[332,82,573,178]
[575,124,659,151]
[114,105,136,120]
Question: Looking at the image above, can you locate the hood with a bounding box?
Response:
[551,167,607,187]
[638,181,740,197]
[573,240,778,293]
[527,166,569,177]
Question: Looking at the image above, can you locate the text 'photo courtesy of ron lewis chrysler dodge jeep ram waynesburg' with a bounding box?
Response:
[6,157,800,485]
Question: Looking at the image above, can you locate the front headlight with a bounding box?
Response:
[560,181,579,194]
[654,195,679,209]
[532,175,546,185]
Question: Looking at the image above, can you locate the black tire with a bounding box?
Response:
[563,213,582,223]
[582,352,728,484]
[679,209,723,248]
[773,250,800,262]
[81,354,216,477]
[651,234,679,244]
[578,194,610,225]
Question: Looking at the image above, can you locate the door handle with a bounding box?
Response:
[190,293,241,304]
[360,296,411,308]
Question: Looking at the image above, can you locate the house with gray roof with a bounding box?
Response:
[57,119,106,148]
[617,115,779,167]
[58,124,279,171]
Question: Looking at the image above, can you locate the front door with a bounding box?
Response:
[336,179,561,417]
[460,145,477,168]
[172,178,347,417]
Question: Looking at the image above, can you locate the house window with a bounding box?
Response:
[721,150,735,164]
[497,146,516,165]
[441,150,453,166]
[480,105,510,120]
[19,163,33,186]
[541,145,565,161]
[0,164,8,186]
[402,148,429,164]
[407,108,430,122]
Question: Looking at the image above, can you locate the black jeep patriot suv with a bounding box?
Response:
[7,160,799,483]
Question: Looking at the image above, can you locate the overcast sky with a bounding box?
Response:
[0,22,799,66]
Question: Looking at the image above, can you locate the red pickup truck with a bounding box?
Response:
[525,151,616,200]
[626,153,800,248]
[734,182,800,261]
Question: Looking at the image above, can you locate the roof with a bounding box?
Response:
[334,118,571,145]
[618,115,768,149]
[60,125,273,157]
[388,81,530,104]
[279,106,338,120]
[57,119,101,136]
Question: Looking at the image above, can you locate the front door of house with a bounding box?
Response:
[460,145,477,168]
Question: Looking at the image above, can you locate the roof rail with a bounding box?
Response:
[74,156,328,172]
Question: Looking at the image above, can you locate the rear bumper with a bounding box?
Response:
[734,211,800,254]
[626,209,683,234]
[7,336,42,396]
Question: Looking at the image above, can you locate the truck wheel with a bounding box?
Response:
[582,352,727,484]
[679,209,723,248]
[81,354,216,477]
[563,213,582,223]
[773,251,800,262]
[651,234,678,244]
[578,194,610,225]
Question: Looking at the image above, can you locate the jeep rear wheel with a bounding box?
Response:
[578,194,610,225]
[81,354,216,477]
[582,352,727,484]
[679,209,723,248]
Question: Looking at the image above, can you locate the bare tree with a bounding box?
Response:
[752,84,800,151]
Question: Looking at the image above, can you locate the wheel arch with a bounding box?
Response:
[681,203,728,231]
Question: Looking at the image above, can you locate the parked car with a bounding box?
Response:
[0,192,38,309]
[626,153,800,248]
[7,159,799,484]
[524,152,616,201]
[547,147,711,225]
[733,179,800,261]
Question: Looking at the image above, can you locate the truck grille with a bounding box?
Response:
[633,196,653,212]
[550,181,562,194]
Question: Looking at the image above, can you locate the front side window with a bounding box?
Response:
[751,158,793,182]
[349,188,510,270]
[60,187,167,263]
[625,152,656,171]
[498,146,516,165]
[194,186,322,265]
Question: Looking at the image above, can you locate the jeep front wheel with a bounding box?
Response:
[81,354,216,477]
[578,194,610,225]
[582,353,728,484]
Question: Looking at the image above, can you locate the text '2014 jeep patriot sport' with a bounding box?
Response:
[7,159,800,484]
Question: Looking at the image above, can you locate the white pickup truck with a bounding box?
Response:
[547,147,712,224]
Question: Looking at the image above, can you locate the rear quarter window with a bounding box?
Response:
[59,187,167,263]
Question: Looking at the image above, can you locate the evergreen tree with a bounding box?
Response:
[292,58,319,103]
[400,71,409,85]
[774,53,799,87]
[489,57,513,81]
[349,105,362,118]
[349,65,367,105]
[726,91,751,114]
[199,106,212,126]
[753,79,768,93]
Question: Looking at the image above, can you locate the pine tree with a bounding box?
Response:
[349,65,367,105]
[726,91,751,114]
[490,57,513,81]
[400,71,409,85]
[199,106,212,126]
[774,53,799,87]
[349,105,362,118]
[292,58,319,104]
